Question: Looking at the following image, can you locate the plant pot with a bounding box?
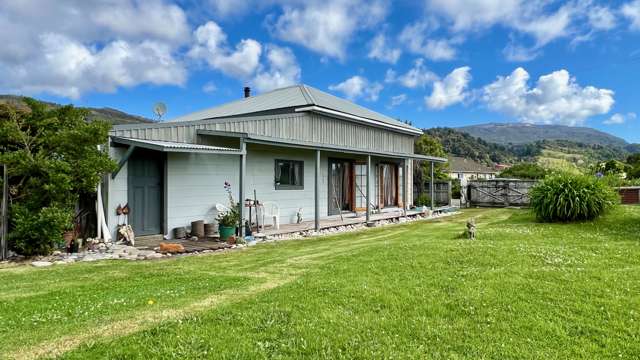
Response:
[191,220,205,238]
[204,223,216,238]
[219,225,236,241]
[63,230,75,243]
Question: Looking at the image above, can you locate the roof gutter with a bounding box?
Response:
[294,105,423,136]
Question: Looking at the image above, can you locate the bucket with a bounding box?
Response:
[204,223,216,238]
[191,220,205,238]
[219,225,235,241]
[174,227,187,239]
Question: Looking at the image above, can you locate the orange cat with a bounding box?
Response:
[159,242,185,253]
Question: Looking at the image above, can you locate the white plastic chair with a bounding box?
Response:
[259,201,280,230]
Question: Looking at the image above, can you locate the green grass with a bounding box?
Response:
[1,207,640,359]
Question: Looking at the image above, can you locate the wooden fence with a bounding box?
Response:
[467,179,537,207]
[618,187,640,204]
[414,180,451,207]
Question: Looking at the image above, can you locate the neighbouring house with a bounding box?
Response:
[105,85,446,239]
[447,156,498,187]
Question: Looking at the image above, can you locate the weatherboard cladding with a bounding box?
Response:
[111,112,416,154]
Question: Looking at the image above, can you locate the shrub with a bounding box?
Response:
[414,193,431,207]
[499,163,548,179]
[9,205,72,256]
[0,99,116,255]
[530,173,619,222]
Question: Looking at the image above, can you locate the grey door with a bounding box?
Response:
[128,149,163,236]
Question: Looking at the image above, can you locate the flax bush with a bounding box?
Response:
[530,173,619,222]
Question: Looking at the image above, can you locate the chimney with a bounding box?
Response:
[243,86,251,98]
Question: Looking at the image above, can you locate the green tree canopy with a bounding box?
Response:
[499,163,548,179]
[414,134,448,180]
[0,99,116,255]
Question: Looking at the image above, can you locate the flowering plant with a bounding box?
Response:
[217,181,240,227]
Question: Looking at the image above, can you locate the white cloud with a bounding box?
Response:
[503,43,540,62]
[588,5,616,30]
[368,33,401,64]
[270,0,388,59]
[425,0,574,45]
[252,45,301,92]
[399,21,459,61]
[390,93,408,107]
[202,82,217,93]
[622,0,640,30]
[1,33,186,99]
[189,21,262,79]
[482,67,615,126]
[424,0,618,61]
[329,76,383,101]
[604,112,636,125]
[0,0,190,98]
[207,0,254,17]
[392,59,438,88]
[425,66,471,109]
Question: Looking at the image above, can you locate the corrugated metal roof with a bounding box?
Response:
[448,156,497,173]
[170,84,421,134]
[111,137,241,154]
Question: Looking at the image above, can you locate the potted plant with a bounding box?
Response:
[217,181,240,242]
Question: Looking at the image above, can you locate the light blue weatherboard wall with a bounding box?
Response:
[107,146,129,240]
[166,152,239,236]
[165,146,327,237]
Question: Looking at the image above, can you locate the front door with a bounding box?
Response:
[128,149,164,236]
[328,159,353,215]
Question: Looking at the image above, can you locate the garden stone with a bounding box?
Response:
[137,250,155,257]
[31,261,53,267]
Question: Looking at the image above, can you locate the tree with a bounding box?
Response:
[414,133,448,179]
[627,153,640,166]
[0,99,116,255]
[499,163,548,179]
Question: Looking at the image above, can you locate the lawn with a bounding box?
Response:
[1,207,639,359]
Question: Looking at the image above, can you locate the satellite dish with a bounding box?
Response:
[153,102,167,120]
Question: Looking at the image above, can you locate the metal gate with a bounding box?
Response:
[467,179,537,207]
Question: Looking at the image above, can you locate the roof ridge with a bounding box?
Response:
[299,84,317,105]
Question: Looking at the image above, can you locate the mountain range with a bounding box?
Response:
[0,95,154,125]
[457,123,630,149]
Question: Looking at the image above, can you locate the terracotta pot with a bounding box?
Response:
[63,230,75,243]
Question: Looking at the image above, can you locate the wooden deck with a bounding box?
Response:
[259,208,429,236]
[135,235,231,252]
[135,207,453,249]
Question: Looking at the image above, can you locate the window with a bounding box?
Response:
[275,160,304,190]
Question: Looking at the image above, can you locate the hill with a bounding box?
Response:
[425,127,633,171]
[457,123,628,148]
[0,95,153,125]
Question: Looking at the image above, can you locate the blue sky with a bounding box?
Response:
[2,0,640,143]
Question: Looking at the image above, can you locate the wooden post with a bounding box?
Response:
[315,149,320,232]
[402,158,408,217]
[448,180,452,206]
[239,140,246,238]
[430,161,435,210]
[366,155,371,224]
[1,164,7,260]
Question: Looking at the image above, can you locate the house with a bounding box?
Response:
[105,84,446,239]
[447,156,498,186]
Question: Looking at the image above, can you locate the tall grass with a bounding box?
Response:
[530,173,619,222]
